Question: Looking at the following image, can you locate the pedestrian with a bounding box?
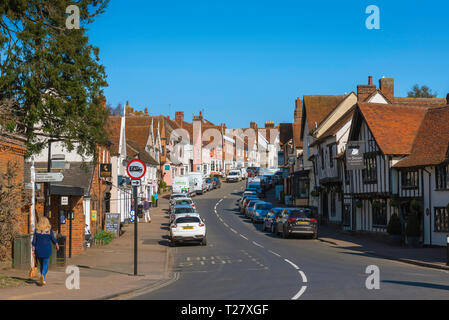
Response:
[154,192,159,207]
[143,199,151,223]
[32,217,59,286]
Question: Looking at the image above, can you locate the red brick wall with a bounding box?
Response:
[0,135,27,260]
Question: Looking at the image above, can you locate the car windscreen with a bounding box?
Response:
[228,172,238,175]
[174,207,194,214]
[177,200,192,205]
[288,210,313,218]
[256,204,272,210]
[176,217,201,224]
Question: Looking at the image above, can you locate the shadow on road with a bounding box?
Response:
[382,280,449,292]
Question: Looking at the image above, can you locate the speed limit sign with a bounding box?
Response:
[126,159,147,180]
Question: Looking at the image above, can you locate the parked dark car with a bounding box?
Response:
[263,207,287,232]
[275,208,318,239]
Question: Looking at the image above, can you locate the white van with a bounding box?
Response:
[226,170,242,182]
[188,172,206,195]
[172,176,190,194]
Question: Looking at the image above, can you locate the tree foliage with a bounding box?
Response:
[407,84,438,98]
[0,0,110,158]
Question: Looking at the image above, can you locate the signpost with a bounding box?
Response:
[126,159,147,276]
[35,172,64,183]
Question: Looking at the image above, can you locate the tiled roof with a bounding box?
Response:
[302,95,348,136]
[394,105,449,168]
[310,107,355,147]
[126,140,158,166]
[125,115,152,149]
[279,123,293,145]
[392,97,446,107]
[358,103,429,155]
[106,116,122,155]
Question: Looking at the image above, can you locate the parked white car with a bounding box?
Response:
[170,214,207,246]
[172,176,190,194]
[226,170,242,182]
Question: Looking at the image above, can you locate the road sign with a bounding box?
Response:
[129,210,135,223]
[131,180,141,186]
[126,159,147,180]
[61,196,69,206]
[35,172,64,182]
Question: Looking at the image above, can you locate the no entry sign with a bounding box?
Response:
[126,159,147,180]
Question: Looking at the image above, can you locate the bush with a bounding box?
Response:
[387,214,402,235]
[94,230,115,245]
[406,213,420,237]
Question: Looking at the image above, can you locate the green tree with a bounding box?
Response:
[0,0,110,158]
[407,84,438,98]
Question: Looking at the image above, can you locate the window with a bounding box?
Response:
[402,170,419,189]
[372,200,387,227]
[362,154,377,183]
[321,148,325,169]
[435,164,449,190]
[434,207,449,232]
[343,204,351,226]
[328,145,334,168]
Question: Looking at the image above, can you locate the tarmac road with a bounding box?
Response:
[132,181,449,300]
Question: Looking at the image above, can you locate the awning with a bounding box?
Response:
[50,185,85,197]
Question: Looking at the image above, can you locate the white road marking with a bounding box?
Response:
[230,228,237,233]
[252,241,264,248]
[299,270,308,283]
[269,250,281,257]
[284,259,300,270]
[240,235,248,240]
[292,286,307,300]
[223,223,229,227]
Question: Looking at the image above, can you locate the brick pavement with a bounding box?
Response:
[0,194,173,300]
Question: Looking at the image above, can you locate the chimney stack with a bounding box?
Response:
[250,121,258,129]
[357,75,377,102]
[379,78,394,102]
[175,111,184,126]
[446,93,449,105]
[294,98,302,124]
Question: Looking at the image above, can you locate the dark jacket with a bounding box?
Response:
[32,230,57,259]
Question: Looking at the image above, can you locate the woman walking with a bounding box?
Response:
[32,217,59,286]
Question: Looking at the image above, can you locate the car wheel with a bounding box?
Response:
[170,240,176,247]
[282,228,289,239]
[201,237,207,246]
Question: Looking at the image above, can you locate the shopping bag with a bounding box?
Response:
[29,254,38,278]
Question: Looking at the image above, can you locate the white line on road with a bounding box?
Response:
[230,228,237,233]
[284,259,300,270]
[252,241,264,248]
[240,235,248,240]
[268,250,281,257]
[298,270,308,283]
[223,223,229,227]
[292,286,307,300]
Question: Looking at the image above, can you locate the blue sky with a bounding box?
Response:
[88,0,449,128]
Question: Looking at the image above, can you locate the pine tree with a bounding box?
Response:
[0,0,110,158]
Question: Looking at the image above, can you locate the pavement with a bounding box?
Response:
[0,194,173,300]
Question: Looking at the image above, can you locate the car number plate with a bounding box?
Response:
[183,226,194,230]
[297,221,308,225]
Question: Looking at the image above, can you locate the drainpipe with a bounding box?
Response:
[423,167,432,246]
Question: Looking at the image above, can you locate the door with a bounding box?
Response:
[321,191,329,224]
